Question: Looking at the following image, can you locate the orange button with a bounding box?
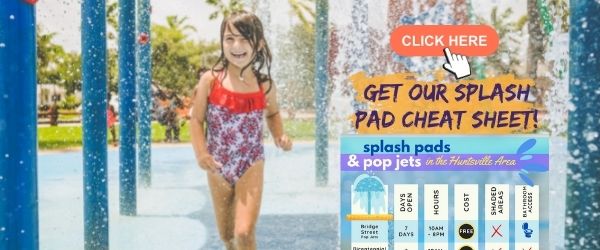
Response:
[390,25,499,56]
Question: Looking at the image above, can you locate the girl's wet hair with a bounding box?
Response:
[212,10,273,93]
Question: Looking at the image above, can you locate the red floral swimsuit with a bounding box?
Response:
[207,72,266,185]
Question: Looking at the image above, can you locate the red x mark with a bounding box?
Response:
[491,224,503,237]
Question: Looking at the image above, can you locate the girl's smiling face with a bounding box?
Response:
[214,11,272,83]
[223,24,254,69]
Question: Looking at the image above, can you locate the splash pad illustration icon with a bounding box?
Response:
[346,174,392,248]
[353,174,386,215]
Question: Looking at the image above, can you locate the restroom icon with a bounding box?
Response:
[522,222,534,238]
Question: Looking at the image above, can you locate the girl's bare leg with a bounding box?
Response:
[207,171,235,249]
[233,161,264,250]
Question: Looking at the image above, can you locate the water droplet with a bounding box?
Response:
[0,43,5,48]
[20,229,25,234]
[584,131,598,142]
[9,15,14,20]
[0,227,5,231]
[19,160,23,165]
[4,154,8,158]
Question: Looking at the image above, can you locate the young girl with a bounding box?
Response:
[190,11,292,250]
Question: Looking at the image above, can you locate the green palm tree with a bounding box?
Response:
[166,16,197,33]
[288,0,316,31]
[164,16,197,43]
[36,28,65,85]
[205,0,245,20]
[37,30,61,70]
[151,16,197,45]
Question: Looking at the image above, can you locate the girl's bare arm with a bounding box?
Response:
[190,72,222,172]
[264,81,292,151]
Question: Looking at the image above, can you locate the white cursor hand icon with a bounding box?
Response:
[442,48,471,79]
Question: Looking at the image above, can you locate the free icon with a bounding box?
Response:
[458,223,475,239]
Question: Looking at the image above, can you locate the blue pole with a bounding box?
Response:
[0,1,38,249]
[81,0,109,248]
[566,1,600,249]
[119,0,137,215]
[315,0,329,186]
[137,0,152,188]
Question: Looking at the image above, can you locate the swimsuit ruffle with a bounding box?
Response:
[208,87,266,113]
[207,74,266,113]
